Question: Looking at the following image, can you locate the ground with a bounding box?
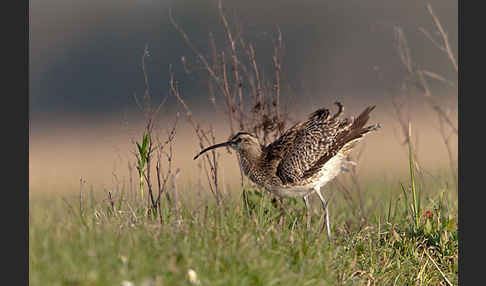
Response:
[29,172,457,286]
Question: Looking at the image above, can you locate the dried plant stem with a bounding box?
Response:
[423,4,458,73]
[218,0,244,125]
[169,9,236,135]
[424,248,453,286]
[131,44,179,221]
[393,4,457,191]
[169,70,224,206]
[170,0,291,214]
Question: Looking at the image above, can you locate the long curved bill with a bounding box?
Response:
[193,141,231,160]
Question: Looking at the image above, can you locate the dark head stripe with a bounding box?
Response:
[232,131,252,140]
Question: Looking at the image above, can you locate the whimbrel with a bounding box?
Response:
[193,102,380,239]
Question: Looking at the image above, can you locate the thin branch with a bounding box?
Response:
[431,105,458,135]
[425,3,458,73]
[424,248,453,286]
[218,0,244,127]
[169,9,229,104]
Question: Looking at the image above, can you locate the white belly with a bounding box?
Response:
[267,153,349,198]
[313,153,347,188]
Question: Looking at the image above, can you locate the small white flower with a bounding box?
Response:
[187,269,201,285]
[120,281,135,286]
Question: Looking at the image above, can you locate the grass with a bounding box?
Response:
[29,2,458,284]
[29,170,457,286]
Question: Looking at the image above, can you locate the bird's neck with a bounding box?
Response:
[240,144,263,162]
[237,146,264,184]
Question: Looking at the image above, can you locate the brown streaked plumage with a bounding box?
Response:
[194,102,381,239]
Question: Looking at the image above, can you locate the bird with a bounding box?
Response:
[193,102,380,239]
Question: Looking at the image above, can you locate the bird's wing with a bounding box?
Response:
[263,121,302,164]
[273,104,378,185]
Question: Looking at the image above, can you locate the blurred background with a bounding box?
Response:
[29,0,457,193]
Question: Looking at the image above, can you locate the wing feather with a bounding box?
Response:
[270,103,379,185]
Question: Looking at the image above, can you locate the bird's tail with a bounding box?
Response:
[340,105,381,153]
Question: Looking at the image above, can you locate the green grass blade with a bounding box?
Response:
[408,123,420,231]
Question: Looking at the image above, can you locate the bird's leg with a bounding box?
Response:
[303,195,311,230]
[315,187,332,241]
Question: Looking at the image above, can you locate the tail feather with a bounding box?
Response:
[301,104,380,180]
[339,106,380,152]
[351,105,376,130]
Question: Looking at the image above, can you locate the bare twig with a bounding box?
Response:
[169,69,224,206]
[424,248,453,286]
[170,1,292,213]
[219,0,244,128]
[424,4,458,73]
[432,105,458,135]
[130,44,180,222]
[436,107,458,190]
[393,4,457,191]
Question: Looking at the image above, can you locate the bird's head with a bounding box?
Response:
[193,132,261,160]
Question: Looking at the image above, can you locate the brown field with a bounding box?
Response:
[29,97,457,194]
